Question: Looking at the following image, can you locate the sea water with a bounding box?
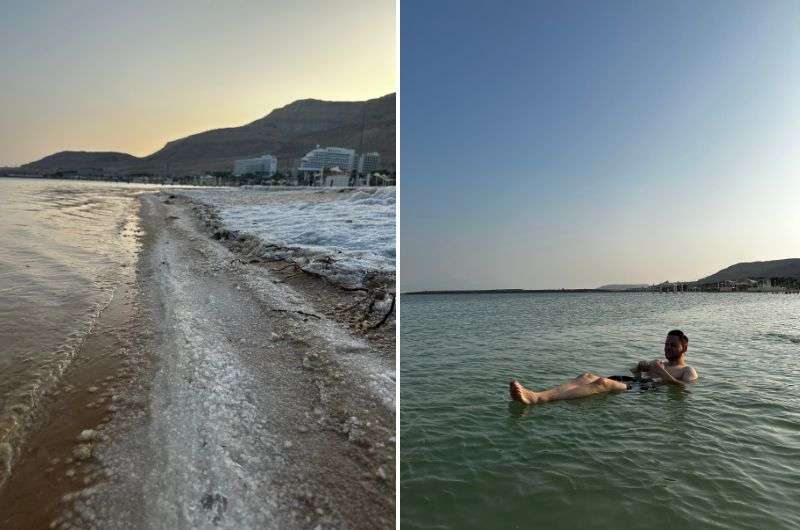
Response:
[400,292,800,529]
[0,178,152,471]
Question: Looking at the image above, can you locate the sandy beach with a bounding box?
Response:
[0,188,395,529]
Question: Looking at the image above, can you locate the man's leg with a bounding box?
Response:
[509,374,626,405]
[509,372,602,402]
[527,372,599,394]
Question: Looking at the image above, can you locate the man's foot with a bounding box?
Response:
[509,379,538,405]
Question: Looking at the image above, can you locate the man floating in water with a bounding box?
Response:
[509,329,699,405]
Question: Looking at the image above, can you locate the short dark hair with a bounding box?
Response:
[667,329,689,345]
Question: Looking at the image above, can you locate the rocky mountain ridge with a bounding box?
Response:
[695,258,800,284]
[20,93,395,175]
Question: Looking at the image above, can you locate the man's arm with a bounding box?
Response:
[650,362,697,385]
[630,360,648,374]
[629,359,659,375]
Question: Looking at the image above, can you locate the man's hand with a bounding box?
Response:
[630,360,653,374]
[650,360,683,385]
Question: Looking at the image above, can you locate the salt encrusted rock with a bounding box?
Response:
[376,465,387,481]
[87,386,99,393]
[271,332,280,340]
[73,444,93,461]
[0,443,14,477]
[76,430,97,442]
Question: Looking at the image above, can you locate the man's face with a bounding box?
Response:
[664,335,685,361]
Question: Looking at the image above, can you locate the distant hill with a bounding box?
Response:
[596,284,650,291]
[696,258,800,284]
[20,93,395,175]
[21,151,139,172]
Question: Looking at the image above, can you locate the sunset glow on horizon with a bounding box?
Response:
[0,0,396,166]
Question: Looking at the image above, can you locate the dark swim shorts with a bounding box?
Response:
[607,375,658,391]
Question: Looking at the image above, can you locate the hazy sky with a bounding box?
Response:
[0,0,395,166]
[401,0,800,291]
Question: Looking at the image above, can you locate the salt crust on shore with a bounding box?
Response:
[181,187,395,288]
[62,195,395,530]
[239,261,395,408]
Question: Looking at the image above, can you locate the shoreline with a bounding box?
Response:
[1,190,395,529]
[404,289,800,295]
[0,200,151,529]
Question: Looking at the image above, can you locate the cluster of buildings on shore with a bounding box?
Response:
[630,278,799,293]
[233,146,384,186]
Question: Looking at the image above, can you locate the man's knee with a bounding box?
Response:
[593,377,626,391]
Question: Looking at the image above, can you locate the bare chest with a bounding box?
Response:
[648,363,687,380]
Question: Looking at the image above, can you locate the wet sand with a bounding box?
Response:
[0,191,395,529]
[0,203,151,529]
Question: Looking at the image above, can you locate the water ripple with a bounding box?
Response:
[401,292,800,530]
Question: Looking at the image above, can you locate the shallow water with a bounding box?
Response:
[0,178,155,462]
[400,292,800,529]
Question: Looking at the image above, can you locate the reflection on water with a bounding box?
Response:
[0,178,162,482]
[401,292,800,530]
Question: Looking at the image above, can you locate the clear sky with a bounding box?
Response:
[0,0,395,166]
[401,0,800,291]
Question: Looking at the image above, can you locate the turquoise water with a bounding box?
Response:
[400,292,800,530]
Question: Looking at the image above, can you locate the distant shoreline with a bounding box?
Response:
[403,289,800,295]
[403,289,615,295]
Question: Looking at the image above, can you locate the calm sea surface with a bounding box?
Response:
[401,292,800,529]
[0,179,157,450]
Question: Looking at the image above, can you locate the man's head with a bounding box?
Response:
[665,329,688,362]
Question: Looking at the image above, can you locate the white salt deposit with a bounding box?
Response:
[183,187,395,287]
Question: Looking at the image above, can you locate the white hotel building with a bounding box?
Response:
[233,154,277,177]
[356,152,381,174]
[298,146,357,173]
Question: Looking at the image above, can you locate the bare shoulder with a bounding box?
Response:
[682,366,698,381]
